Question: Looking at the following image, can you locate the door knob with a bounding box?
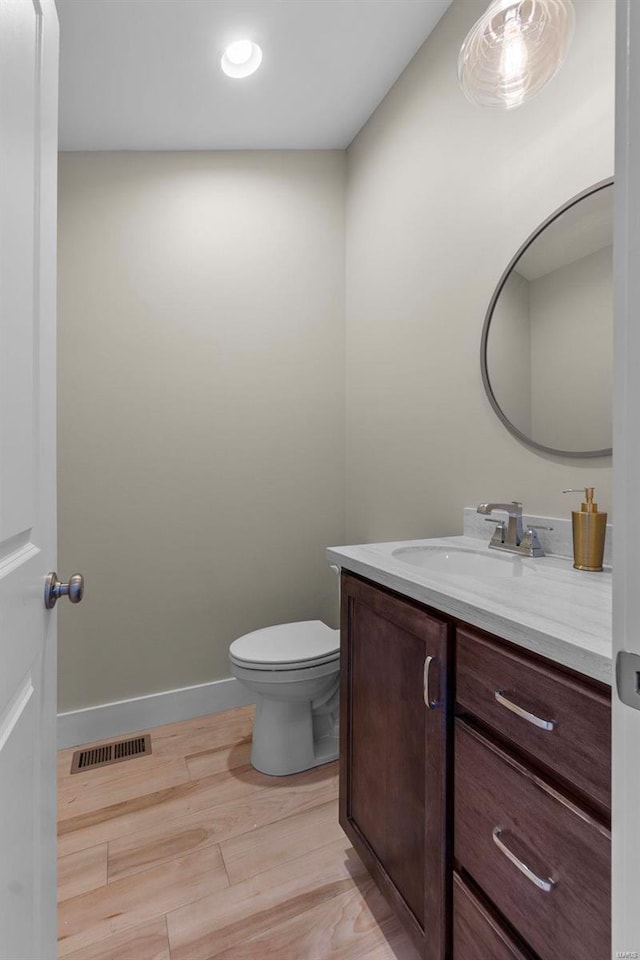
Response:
[44,572,84,609]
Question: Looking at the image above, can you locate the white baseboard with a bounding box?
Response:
[57,677,255,750]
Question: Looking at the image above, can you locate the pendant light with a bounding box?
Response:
[458,0,575,110]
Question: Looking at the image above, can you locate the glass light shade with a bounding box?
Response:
[221,41,263,79]
[458,0,575,109]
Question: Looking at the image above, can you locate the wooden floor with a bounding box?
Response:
[57,705,419,960]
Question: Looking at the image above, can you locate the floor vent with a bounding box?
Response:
[70,735,152,774]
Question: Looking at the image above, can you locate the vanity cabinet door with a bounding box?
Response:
[339,572,450,960]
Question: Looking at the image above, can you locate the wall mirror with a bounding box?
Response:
[481,179,613,458]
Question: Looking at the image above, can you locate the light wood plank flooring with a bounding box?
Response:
[58,705,419,960]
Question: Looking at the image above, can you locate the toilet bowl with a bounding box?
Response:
[229,620,340,776]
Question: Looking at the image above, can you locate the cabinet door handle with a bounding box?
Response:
[492,827,555,892]
[424,656,440,709]
[494,690,556,731]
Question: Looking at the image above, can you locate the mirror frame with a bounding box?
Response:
[480,178,614,459]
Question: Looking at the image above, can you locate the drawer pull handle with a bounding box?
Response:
[492,828,555,892]
[424,656,440,709]
[494,690,556,731]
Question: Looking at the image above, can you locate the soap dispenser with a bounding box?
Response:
[563,487,607,571]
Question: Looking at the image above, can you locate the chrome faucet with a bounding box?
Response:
[477,502,524,547]
[476,502,551,557]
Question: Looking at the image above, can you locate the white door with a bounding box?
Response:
[0,1,59,958]
[614,1,640,956]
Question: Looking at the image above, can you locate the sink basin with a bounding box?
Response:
[391,545,536,578]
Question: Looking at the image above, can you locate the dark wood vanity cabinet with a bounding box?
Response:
[339,572,451,960]
[339,571,611,960]
[454,625,611,960]
[452,874,534,960]
[456,627,611,814]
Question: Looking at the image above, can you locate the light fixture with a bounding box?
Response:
[458,0,575,110]
[220,40,263,79]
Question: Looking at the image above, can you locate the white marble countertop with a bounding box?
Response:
[327,535,612,685]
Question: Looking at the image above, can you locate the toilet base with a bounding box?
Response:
[312,732,339,767]
[250,695,339,777]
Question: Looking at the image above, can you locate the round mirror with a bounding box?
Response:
[481,179,613,458]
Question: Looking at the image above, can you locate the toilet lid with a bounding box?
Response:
[229,620,339,669]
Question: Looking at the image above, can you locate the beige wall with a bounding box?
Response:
[345,0,615,544]
[58,151,346,712]
[59,0,615,711]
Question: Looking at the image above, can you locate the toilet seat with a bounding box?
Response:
[229,620,339,672]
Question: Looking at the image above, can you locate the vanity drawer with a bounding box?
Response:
[453,873,534,960]
[456,627,610,811]
[455,721,610,960]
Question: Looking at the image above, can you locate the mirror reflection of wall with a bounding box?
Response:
[488,271,532,437]
[484,182,613,456]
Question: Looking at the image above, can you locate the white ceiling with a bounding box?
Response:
[56,0,452,151]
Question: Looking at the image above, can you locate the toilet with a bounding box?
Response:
[229,620,340,776]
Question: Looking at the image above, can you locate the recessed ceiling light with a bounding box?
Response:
[221,40,263,79]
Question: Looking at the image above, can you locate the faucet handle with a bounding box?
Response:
[520,526,547,557]
[526,524,554,532]
[485,518,506,545]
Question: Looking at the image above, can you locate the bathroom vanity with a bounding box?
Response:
[329,530,611,960]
